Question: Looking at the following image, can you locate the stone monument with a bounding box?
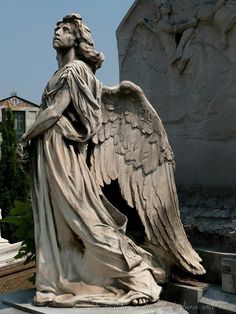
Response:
[16,13,205,308]
[117,0,236,192]
[117,0,236,251]
[0,209,24,291]
[0,209,10,249]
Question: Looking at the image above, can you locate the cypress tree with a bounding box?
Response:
[0,107,29,240]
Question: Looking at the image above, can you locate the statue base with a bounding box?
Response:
[0,241,22,265]
[0,289,188,313]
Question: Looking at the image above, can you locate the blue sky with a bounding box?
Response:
[0,1,134,104]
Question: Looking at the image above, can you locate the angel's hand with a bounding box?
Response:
[184,18,197,29]
[137,18,154,28]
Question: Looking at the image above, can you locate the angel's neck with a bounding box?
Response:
[56,49,77,69]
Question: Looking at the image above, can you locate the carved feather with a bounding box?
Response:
[90,81,205,276]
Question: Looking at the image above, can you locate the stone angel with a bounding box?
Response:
[17,13,205,307]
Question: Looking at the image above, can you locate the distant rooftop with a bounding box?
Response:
[11,91,17,97]
[0,94,39,109]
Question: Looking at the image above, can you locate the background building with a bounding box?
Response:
[0,92,39,139]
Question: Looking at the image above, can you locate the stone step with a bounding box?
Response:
[0,289,188,314]
[0,308,26,313]
[162,282,236,314]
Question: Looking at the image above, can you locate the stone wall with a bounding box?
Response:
[0,262,35,293]
[117,0,236,193]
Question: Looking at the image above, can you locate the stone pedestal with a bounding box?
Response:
[162,282,236,314]
[0,240,34,294]
[0,237,10,251]
[195,249,236,285]
[0,289,189,314]
[2,284,236,314]
[0,242,22,267]
[0,208,22,267]
[222,258,236,295]
[0,208,11,252]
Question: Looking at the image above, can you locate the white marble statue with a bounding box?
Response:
[17,13,205,307]
[0,208,10,247]
[0,208,2,239]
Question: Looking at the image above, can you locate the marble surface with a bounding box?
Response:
[0,289,189,314]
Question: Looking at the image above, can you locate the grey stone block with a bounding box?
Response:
[196,249,236,284]
[162,281,236,314]
[222,258,236,295]
[199,285,236,314]
[161,282,205,314]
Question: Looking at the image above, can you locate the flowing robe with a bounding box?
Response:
[31,60,161,306]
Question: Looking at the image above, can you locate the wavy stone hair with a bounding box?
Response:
[56,13,105,73]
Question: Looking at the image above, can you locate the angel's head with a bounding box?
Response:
[53,13,104,73]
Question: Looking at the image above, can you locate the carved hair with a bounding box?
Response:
[56,13,105,73]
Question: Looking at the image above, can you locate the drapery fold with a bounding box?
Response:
[31,60,162,307]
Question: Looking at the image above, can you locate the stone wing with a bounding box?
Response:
[90,81,205,275]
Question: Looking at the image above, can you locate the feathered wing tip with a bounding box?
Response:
[164,163,205,275]
[91,80,205,277]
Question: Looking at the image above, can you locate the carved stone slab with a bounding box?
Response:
[117,0,236,193]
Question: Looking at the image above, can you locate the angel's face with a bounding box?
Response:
[53,22,77,50]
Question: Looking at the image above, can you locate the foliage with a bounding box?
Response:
[0,107,29,240]
[2,200,36,282]
[0,108,18,213]
[0,108,35,282]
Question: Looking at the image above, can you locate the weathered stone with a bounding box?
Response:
[0,208,9,249]
[162,282,236,314]
[199,285,236,314]
[1,289,189,314]
[117,0,236,251]
[162,282,206,314]
[195,249,236,284]
[222,258,236,295]
[180,192,236,249]
[117,0,236,193]
[0,242,21,266]
[0,309,26,313]
[16,12,205,308]
[0,262,35,294]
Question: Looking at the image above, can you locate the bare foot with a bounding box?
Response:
[132,297,149,306]
[34,292,55,306]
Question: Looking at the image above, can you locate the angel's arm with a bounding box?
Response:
[160,18,197,34]
[141,18,197,36]
[21,82,71,142]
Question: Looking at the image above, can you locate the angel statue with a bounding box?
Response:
[17,13,205,307]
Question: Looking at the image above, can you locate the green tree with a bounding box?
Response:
[0,107,29,240]
[2,200,36,282]
[3,201,35,266]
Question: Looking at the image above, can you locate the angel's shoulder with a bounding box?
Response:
[66,60,92,76]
